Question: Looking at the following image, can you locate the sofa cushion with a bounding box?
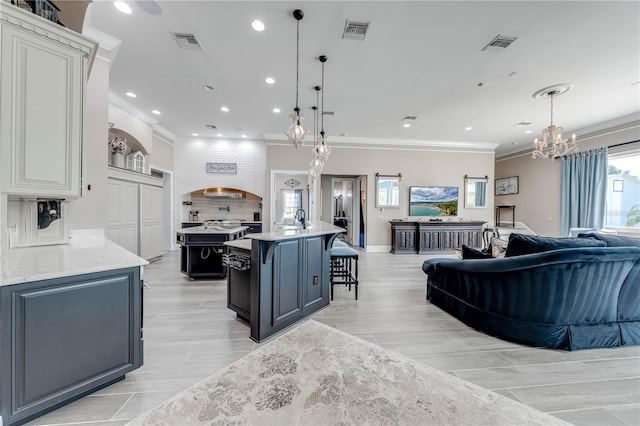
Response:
[490,237,508,258]
[461,244,492,259]
[505,234,606,257]
[577,232,640,247]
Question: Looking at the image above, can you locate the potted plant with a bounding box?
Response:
[109,135,128,168]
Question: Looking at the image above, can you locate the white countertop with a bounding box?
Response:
[242,221,344,242]
[176,225,248,234]
[1,229,148,287]
[224,239,252,250]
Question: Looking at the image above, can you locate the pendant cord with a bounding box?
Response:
[295,19,300,110]
[549,94,554,126]
[321,61,325,133]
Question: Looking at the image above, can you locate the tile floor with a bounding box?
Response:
[28,250,640,426]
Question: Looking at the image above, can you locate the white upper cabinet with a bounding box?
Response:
[0,3,96,198]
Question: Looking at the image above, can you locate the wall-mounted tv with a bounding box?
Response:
[409,186,458,216]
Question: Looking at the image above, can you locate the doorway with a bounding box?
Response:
[330,175,367,249]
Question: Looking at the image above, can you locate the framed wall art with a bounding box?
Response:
[495,176,519,195]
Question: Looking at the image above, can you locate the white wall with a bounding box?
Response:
[267,143,495,250]
[495,118,640,236]
[150,131,174,172]
[173,137,266,237]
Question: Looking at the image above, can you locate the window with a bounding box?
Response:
[283,190,302,218]
[606,150,640,230]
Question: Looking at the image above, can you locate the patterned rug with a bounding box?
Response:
[127,320,566,425]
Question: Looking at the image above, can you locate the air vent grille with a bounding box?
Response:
[323,111,335,116]
[171,32,202,50]
[481,34,518,52]
[514,121,533,127]
[206,124,217,129]
[402,116,418,121]
[342,20,370,41]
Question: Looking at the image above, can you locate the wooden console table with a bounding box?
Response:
[390,220,485,254]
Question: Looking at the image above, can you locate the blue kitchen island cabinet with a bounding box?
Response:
[230,222,343,342]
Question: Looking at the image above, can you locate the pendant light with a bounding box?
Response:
[309,86,322,178]
[285,9,307,148]
[314,55,330,164]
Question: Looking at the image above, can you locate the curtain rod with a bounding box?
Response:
[609,140,639,149]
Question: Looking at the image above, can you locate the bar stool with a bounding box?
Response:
[330,240,359,300]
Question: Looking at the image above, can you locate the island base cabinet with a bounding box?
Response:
[250,236,330,342]
[0,268,143,426]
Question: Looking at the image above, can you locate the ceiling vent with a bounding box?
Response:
[402,116,418,121]
[514,121,533,127]
[205,124,217,129]
[323,111,335,116]
[481,34,518,52]
[342,20,370,41]
[170,32,202,50]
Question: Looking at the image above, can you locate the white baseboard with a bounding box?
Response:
[366,245,391,253]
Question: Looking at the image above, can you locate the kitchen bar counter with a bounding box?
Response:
[243,221,344,242]
[225,221,342,342]
[2,229,148,286]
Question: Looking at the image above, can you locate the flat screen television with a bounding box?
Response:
[409,186,458,216]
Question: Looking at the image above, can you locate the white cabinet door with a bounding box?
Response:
[106,179,139,254]
[0,4,95,198]
[140,185,163,259]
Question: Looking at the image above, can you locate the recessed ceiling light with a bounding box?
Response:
[251,20,265,32]
[152,110,161,115]
[216,133,223,137]
[114,1,132,15]
[524,130,533,134]
[265,77,275,85]
[221,106,229,112]
[273,107,281,113]
[203,85,214,91]
[241,134,247,138]
[403,123,411,128]
[192,133,199,136]
[126,92,137,98]
[465,126,473,131]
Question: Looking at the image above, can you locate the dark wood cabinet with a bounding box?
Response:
[390,221,485,253]
[390,222,418,253]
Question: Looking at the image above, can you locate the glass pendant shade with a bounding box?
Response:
[286,108,306,148]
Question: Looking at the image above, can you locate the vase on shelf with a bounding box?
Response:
[111,152,125,168]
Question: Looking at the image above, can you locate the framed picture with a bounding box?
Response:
[495,176,519,195]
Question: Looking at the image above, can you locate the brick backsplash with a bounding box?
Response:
[174,138,266,232]
[184,192,261,222]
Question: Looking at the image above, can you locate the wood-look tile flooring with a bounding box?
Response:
[29,250,640,426]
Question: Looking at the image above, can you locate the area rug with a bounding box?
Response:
[127,320,566,425]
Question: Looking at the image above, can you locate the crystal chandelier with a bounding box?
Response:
[285,9,306,148]
[532,85,577,160]
[309,55,330,178]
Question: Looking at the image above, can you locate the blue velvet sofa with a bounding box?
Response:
[422,234,640,350]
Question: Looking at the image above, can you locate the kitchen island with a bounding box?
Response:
[0,230,146,426]
[176,225,247,279]
[224,221,343,342]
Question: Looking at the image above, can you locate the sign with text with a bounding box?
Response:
[206,162,237,174]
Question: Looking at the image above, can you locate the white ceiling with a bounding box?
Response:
[85,1,640,155]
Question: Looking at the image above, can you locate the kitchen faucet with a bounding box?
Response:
[294,208,306,229]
